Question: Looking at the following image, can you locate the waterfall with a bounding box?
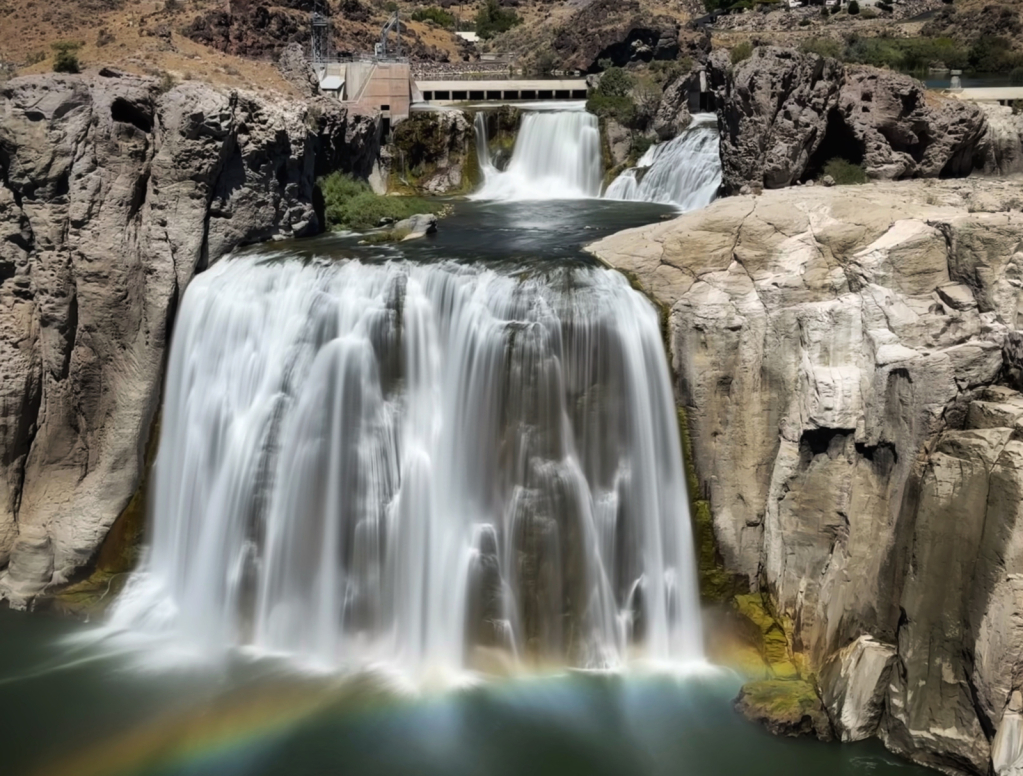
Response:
[473,108,602,201]
[105,256,703,677]
[473,111,494,176]
[604,114,721,210]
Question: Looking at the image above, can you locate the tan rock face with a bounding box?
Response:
[589,179,1023,775]
[0,72,377,606]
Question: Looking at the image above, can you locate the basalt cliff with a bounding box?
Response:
[590,178,1023,776]
[0,71,377,606]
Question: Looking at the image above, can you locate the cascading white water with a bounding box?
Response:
[604,114,721,210]
[473,107,603,201]
[105,256,703,677]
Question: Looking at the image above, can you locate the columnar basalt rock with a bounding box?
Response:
[589,179,1023,775]
[0,72,377,607]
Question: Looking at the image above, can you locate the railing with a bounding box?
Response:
[312,53,410,65]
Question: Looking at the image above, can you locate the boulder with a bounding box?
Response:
[710,48,993,191]
[396,213,438,240]
[711,47,844,193]
[836,68,989,180]
[819,636,896,742]
[0,73,377,606]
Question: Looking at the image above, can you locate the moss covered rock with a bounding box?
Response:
[735,679,833,740]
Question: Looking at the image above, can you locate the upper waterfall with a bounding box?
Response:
[104,255,703,677]
[473,106,603,201]
[604,114,722,210]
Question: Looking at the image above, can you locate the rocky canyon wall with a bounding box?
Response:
[590,178,1023,776]
[0,72,378,607]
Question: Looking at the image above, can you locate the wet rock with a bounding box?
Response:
[395,213,438,240]
[735,680,833,740]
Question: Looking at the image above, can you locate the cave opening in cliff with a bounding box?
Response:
[801,109,864,183]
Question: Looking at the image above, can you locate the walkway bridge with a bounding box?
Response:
[948,87,1023,106]
[416,79,590,104]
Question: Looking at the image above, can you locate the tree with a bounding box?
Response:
[475,0,521,39]
[51,41,81,74]
[848,0,860,14]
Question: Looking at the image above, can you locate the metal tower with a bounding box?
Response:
[310,0,332,65]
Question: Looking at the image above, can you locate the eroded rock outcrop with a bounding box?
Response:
[0,72,377,607]
[551,0,680,73]
[589,178,1023,775]
[709,47,993,192]
[713,47,844,192]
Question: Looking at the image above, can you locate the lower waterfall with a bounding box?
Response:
[473,107,603,201]
[106,256,703,677]
[604,114,722,209]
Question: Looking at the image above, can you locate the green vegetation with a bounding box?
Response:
[848,0,860,13]
[411,6,456,28]
[475,0,521,40]
[730,41,754,65]
[821,158,867,185]
[1012,67,1023,87]
[738,679,822,718]
[800,34,1023,74]
[586,66,636,126]
[51,41,81,74]
[648,57,693,87]
[676,407,745,603]
[319,173,440,231]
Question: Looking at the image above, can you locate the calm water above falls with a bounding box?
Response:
[0,134,936,776]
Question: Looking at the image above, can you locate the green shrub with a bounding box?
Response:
[798,17,811,26]
[801,38,843,59]
[318,173,441,231]
[51,41,81,74]
[730,41,754,65]
[822,158,867,185]
[475,0,521,39]
[411,6,456,27]
[596,66,632,97]
[848,0,860,14]
[586,67,637,126]
[969,37,1023,74]
[649,57,693,87]
[877,1,893,11]
[820,6,829,18]
[629,134,654,162]
[1012,67,1023,87]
